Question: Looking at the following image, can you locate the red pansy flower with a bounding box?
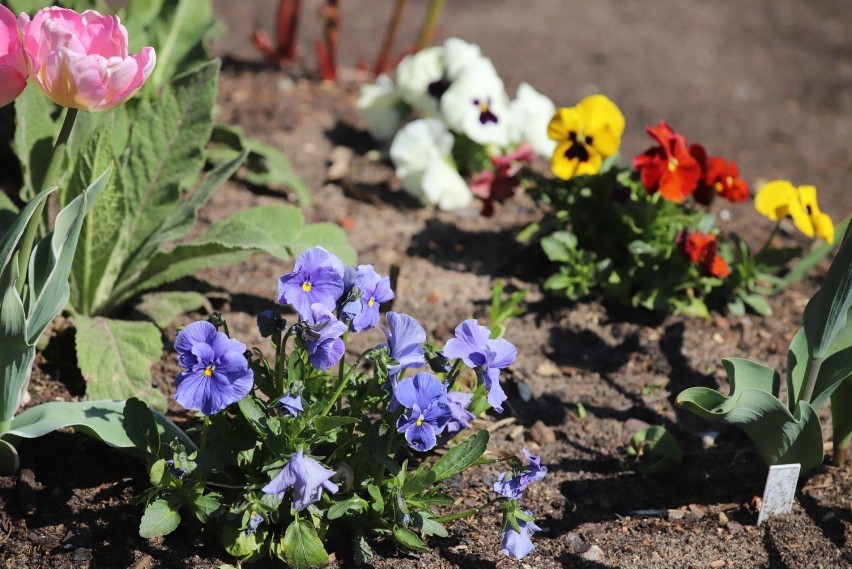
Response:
[633,122,702,203]
[471,142,534,216]
[705,157,749,203]
[680,231,731,279]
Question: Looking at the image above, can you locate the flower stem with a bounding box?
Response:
[416,0,446,51]
[319,349,370,416]
[432,498,500,523]
[755,221,781,260]
[16,108,79,297]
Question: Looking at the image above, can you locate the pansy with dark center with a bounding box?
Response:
[174,321,254,415]
[278,246,345,320]
[472,96,499,124]
[443,319,517,412]
[394,372,453,452]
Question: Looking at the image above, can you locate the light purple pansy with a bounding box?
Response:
[261,450,339,511]
[394,372,453,452]
[278,246,345,320]
[174,321,254,415]
[383,312,427,378]
[493,448,548,499]
[444,391,474,436]
[349,264,394,332]
[303,304,348,371]
[278,393,303,418]
[501,512,541,560]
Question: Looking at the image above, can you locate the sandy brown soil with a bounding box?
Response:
[2,1,852,568]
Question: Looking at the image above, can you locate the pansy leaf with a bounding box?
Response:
[282,519,329,569]
[139,498,181,538]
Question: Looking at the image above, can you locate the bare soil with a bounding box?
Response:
[2,1,852,568]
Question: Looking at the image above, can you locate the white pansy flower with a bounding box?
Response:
[356,74,403,141]
[389,118,472,210]
[396,46,446,115]
[509,82,558,158]
[440,59,510,147]
[443,37,484,80]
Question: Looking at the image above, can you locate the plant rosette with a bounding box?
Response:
[130,246,547,566]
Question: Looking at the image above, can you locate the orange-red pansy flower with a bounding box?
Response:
[680,231,731,279]
[633,122,702,203]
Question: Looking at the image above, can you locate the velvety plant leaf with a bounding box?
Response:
[122,397,162,456]
[290,222,357,266]
[12,83,57,201]
[75,316,166,410]
[147,0,221,90]
[135,291,213,329]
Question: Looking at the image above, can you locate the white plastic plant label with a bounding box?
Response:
[757,463,800,526]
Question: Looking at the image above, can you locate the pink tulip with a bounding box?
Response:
[19,7,155,111]
[0,5,27,108]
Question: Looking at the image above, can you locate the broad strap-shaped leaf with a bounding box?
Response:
[0,186,54,277]
[803,224,852,360]
[773,216,850,295]
[123,397,162,457]
[26,170,111,344]
[75,316,166,410]
[120,60,218,279]
[831,378,852,459]
[677,358,824,473]
[0,438,19,475]
[282,519,330,569]
[12,83,57,202]
[65,120,128,315]
[5,399,192,450]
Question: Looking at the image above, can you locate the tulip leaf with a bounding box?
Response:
[75,316,166,410]
[677,358,825,473]
[122,397,162,457]
[831,378,852,460]
[0,438,19,476]
[803,225,852,360]
[282,519,329,569]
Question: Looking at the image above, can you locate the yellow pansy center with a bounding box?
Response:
[203,365,215,377]
[415,416,424,427]
[667,158,679,172]
[368,297,375,308]
[302,281,312,293]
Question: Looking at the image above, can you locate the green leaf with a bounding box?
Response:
[831,378,852,461]
[12,83,57,201]
[148,0,221,90]
[282,519,329,569]
[803,223,852,360]
[290,222,357,266]
[366,483,384,513]
[238,397,268,436]
[122,397,161,456]
[66,120,127,315]
[773,216,850,294]
[0,438,20,476]
[75,316,166,410]
[313,416,358,433]
[677,358,824,474]
[627,426,682,474]
[121,60,218,279]
[198,204,306,259]
[139,499,181,538]
[428,430,489,483]
[391,526,429,553]
[135,291,213,329]
[149,459,167,486]
[192,491,221,523]
[327,496,368,520]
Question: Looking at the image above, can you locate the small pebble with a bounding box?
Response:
[581,545,605,563]
[717,511,729,526]
[529,420,556,445]
[564,531,589,553]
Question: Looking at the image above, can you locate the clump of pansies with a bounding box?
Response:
[134,246,545,565]
[357,37,555,216]
[522,93,839,316]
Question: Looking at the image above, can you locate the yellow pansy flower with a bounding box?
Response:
[547,94,625,180]
[754,180,834,243]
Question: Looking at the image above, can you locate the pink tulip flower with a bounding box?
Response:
[19,7,155,111]
[0,5,27,108]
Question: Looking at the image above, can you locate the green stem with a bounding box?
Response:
[755,221,781,259]
[15,108,79,297]
[416,0,446,51]
[432,498,500,523]
[319,349,370,417]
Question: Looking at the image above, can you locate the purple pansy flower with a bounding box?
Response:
[302,304,348,371]
[349,265,394,332]
[501,512,541,560]
[444,391,474,436]
[278,393,303,417]
[493,448,548,499]
[443,320,517,412]
[261,450,339,511]
[278,247,345,320]
[383,312,427,378]
[257,309,286,338]
[394,373,453,452]
[174,321,254,415]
